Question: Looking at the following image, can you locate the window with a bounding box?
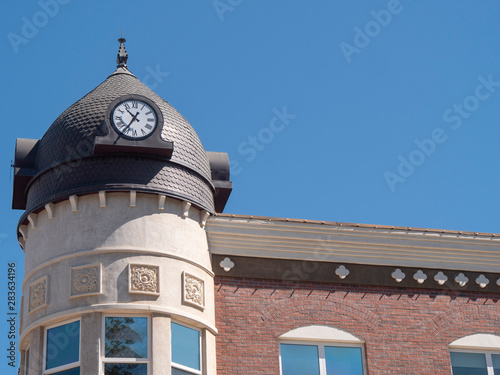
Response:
[279,325,366,375]
[450,351,500,375]
[450,334,500,375]
[103,316,149,375]
[171,322,201,375]
[43,320,80,374]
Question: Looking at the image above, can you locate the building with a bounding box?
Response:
[12,38,500,375]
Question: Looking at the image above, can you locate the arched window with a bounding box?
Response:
[279,325,366,375]
[449,334,500,375]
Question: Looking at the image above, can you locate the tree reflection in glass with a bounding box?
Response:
[105,317,148,359]
[105,363,147,375]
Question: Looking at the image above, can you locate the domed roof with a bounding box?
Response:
[35,69,212,182]
[15,41,221,217]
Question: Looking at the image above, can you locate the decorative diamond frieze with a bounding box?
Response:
[129,264,159,295]
[71,264,101,297]
[183,272,205,309]
[29,276,47,313]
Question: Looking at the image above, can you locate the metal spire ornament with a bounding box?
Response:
[116,31,128,68]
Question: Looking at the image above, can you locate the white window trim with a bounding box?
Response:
[101,314,151,375]
[42,318,81,375]
[450,349,500,375]
[449,333,500,375]
[171,321,202,375]
[24,345,30,375]
[279,325,367,375]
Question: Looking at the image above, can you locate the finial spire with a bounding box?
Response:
[117,32,128,69]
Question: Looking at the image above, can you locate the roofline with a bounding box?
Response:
[214,213,499,238]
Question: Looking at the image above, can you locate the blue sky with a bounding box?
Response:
[2,0,500,371]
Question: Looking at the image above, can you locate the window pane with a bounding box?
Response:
[280,344,320,375]
[46,321,80,369]
[492,354,500,375]
[172,368,197,375]
[171,323,201,371]
[450,352,488,375]
[54,367,80,375]
[325,346,363,375]
[104,363,147,375]
[105,317,148,359]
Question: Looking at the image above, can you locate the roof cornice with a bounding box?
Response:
[207,215,500,273]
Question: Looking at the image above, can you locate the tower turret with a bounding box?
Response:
[13,38,231,375]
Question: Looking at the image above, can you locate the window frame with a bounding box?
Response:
[450,348,500,375]
[171,321,202,375]
[279,340,367,375]
[42,318,81,375]
[101,314,151,375]
[24,345,30,375]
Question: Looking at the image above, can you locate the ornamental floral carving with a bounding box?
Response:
[71,264,101,296]
[29,276,47,313]
[183,272,205,309]
[129,264,159,294]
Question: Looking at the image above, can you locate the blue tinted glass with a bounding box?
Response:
[171,323,201,370]
[54,367,80,375]
[280,344,320,375]
[492,354,500,375]
[105,317,148,358]
[325,346,363,375]
[46,321,80,369]
[451,352,488,375]
[104,364,147,375]
[172,368,196,375]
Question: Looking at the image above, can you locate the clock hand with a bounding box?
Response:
[114,112,140,144]
[122,112,140,133]
[126,109,141,121]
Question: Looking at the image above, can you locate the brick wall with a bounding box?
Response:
[214,276,500,375]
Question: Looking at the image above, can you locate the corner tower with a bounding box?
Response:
[13,37,231,375]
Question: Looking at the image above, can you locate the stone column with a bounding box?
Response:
[152,313,171,375]
[27,327,43,374]
[81,312,101,373]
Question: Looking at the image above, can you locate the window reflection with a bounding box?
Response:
[281,344,320,375]
[45,320,80,374]
[105,317,148,359]
[104,363,147,375]
[280,343,365,375]
[171,323,201,371]
[325,346,363,375]
[451,352,488,375]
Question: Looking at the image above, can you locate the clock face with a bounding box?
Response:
[111,99,158,140]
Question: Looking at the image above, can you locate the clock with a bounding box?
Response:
[94,95,173,159]
[111,99,158,140]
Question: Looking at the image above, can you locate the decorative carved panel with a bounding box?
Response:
[129,264,159,295]
[183,272,205,309]
[71,264,101,297]
[29,276,47,313]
